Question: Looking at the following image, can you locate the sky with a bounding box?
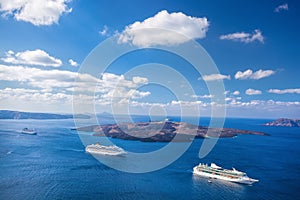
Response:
[0,0,299,118]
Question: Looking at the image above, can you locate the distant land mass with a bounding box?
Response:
[76,121,269,142]
[264,118,300,127]
[0,110,90,120]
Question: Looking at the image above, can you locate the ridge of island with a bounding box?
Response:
[76,121,269,142]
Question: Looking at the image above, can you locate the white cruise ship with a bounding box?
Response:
[193,163,258,185]
[85,143,127,156]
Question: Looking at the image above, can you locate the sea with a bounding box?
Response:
[0,116,299,200]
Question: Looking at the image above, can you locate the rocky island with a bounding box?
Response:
[76,121,268,142]
[264,118,300,127]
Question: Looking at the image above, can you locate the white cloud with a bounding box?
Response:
[227,99,300,107]
[0,0,72,26]
[245,88,262,95]
[224,98,300,118]
[0,64,149,92]
[192,94,214,99]
[201,74,230,81]
[232,91,240,95]
[118,10,209,47]
[228,99,300,108]
[129,98,300,118]
[170,100,204,106]
[274,4,288,13]
[234,69,252,79]
[2,49,62,67]
[0,64,150,106]
[132,76,148,84]
[99,25,109,36]
[0,64,100,89]
[0,87,72,104]
[68,59,79,67]
[101,88,150,100]
[97,73,150,102]
[235,69,275,80]
[99,73,148,92]
[251,69,275,79]
[1,64,298,117]
[268,88,300,94]
[220,29,264,43]
[7,50,14,55]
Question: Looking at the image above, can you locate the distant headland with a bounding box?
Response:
[0,110,90,120]
[76,121,269,142]
[264,118,300,127]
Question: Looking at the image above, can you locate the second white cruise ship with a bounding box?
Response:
[85,143,127,156]
[193,163,258,185]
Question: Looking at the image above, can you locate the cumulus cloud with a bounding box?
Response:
[220,29,264,43]
[99,73,148,92]
[68,59,79,67]
[268,88,300,94]
[97,73,150,102]
[235,69,252,79]
[274,4,288,13]
[192,94,214,99]
[0,64,150,107]
[245,88,262,95]
[0,87,72,104]
[251,69,275,79]
[0,0,72,26]
[235,69,275,80]
[0,64,97,90]
[132,98,300,118]
[2,49,62,67]
[101,88,150,100]
[0,64,149,92]
[227,99,300,107]
[118,10,209,47]
[232,91,240,95]
[201,74,230,81]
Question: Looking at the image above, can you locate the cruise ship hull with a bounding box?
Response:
[193,166,258,185]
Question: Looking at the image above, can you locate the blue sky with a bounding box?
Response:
[0,0,299,118]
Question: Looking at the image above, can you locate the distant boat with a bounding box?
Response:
[21,128,37,135]
[193,163,258,185]
[85,143,127,156]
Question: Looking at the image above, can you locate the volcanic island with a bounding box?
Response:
[76,121,269,142]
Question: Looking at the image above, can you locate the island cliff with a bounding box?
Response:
[264,118,300,127]
[76,121,268,142]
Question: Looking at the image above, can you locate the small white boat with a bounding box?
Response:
[193,163,258,185]
[21,128,37,135]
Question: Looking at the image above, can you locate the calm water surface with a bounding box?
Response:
[0,117,299,199]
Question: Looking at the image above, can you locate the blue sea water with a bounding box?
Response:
[0,117,300,200]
